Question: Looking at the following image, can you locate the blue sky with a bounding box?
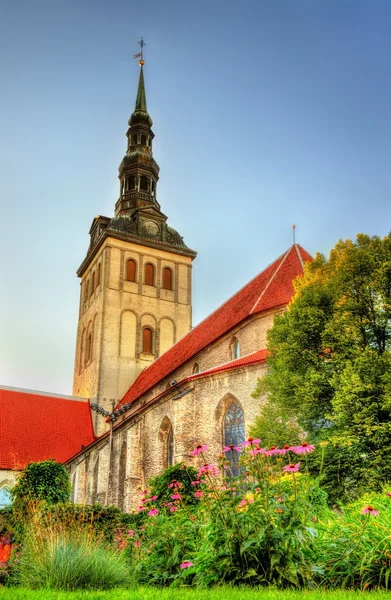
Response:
[1,0,390,395]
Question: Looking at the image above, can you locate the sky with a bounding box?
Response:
[1,0,390,395]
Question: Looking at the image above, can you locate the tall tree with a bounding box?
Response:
[253,233,391,500]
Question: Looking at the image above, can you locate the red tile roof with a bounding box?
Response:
[0,387,95,470]
[117,244,311,409]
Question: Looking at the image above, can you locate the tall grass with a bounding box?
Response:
[18,503,129,590]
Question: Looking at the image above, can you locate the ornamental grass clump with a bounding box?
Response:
[18,506,130,590]
[124,439,326,588]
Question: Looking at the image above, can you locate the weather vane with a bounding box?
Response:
[134,38,145,66]
[292,224,296,244]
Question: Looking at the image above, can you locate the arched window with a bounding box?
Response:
[84,280,89,304]
[79,329,86,373]
[144,263,155,286]
[223,402,245,476]
[86,333,93,364]
[141,134,146,146]
[230,337,240,360]
[162,267,173,290]
[159,417,174,469]
[91,273,95,296]
[127,175,136,190]
[126,259,137,282]
[132,134,138,145]
[167,427,174,467]
[142,327,153,354]
[140,175,148,191]
[193,362,200,374]
[0,486,12,508]
[96,263,101,287]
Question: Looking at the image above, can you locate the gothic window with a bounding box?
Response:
[86,333,93,364]
[144,263,155,286]
[140,175,148,191]
[79,329,86,373]
[223,402,245,476]
[126,259,137,282]
[84,280,89,304]
[159,417,174,469]
[193,362,200,374]
[142,327,153,354]
[91,272,95,296]
[141,134,146,146]
[167,427,174,467]
[162,267,173,290]
[97,263,101,287]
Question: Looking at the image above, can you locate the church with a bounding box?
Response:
[0,60,311,511]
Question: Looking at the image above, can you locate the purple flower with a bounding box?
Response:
[283,462,300,473]
[192,444,208,456]
[180,561,193,569]
[362,505,379,516]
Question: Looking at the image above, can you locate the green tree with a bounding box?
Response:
[12,459,71,507]
[253,233,391,501]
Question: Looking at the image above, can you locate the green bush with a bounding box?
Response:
[148,463,198,509]
[12,460,71,507]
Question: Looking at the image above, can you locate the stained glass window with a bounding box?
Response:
[0,487,11,508]
[224,403,245,476]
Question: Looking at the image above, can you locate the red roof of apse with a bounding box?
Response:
[117,244,311,409]
[0,387,95,470]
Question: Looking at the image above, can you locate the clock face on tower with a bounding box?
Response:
[143,220,160,237]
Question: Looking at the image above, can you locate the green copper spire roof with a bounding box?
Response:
[135,65,147,113]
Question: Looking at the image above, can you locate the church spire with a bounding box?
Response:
[134,64,147,113]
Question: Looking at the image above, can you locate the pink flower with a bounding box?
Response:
[138,506,146,512]
[148,508,159,517]
[192,444,208,456]
[362,505,379,516]
[238,499,247,507]
[266,446,280,456]
[128,530,135,537]
[223,444,240,453]
[241,437,260,447]
[134,540,141,547]
[170,506,178,512]
[171,493,182,500]
[194,490,204,498]
[290,442,315,455]
[386,492,391,498]
[197,464,220,477]
[283,462,300,473]
[149,495,158,501]
[180,561,193,569]
[191,480,200,486]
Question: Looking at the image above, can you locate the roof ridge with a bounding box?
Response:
[0,385,89,402]
[294,243,305,270]
[249,246,292,314]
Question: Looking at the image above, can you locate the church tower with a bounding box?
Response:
[72,59,196,432]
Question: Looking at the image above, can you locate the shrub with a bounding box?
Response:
[148,463,199,509]
[12,460,71,508]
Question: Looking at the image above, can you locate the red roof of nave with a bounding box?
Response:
[0,387,95,470]
[188,349,269,380]
[116,244,311,410]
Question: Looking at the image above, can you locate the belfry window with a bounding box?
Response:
[162,267,173,290]
[223,402,245,476]
[132,134,138,145]
[144,263,155,286]
[127,175,136,191]
[141,134,146,146]
[142,327,153,354]
[140,175,148,191]
[126,259,137,282]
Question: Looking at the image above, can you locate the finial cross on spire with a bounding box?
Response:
[134,38,146,65]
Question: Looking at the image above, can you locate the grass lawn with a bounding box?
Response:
[1,589,391,600]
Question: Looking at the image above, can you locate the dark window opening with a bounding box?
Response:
[126,259,137,282]
[142,327,153,354]
[140,175,148,191]
[141,134,146,146]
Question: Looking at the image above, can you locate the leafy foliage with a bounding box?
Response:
[12,460,71,507]
[148,463,198,508]
[253,233,391,502]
